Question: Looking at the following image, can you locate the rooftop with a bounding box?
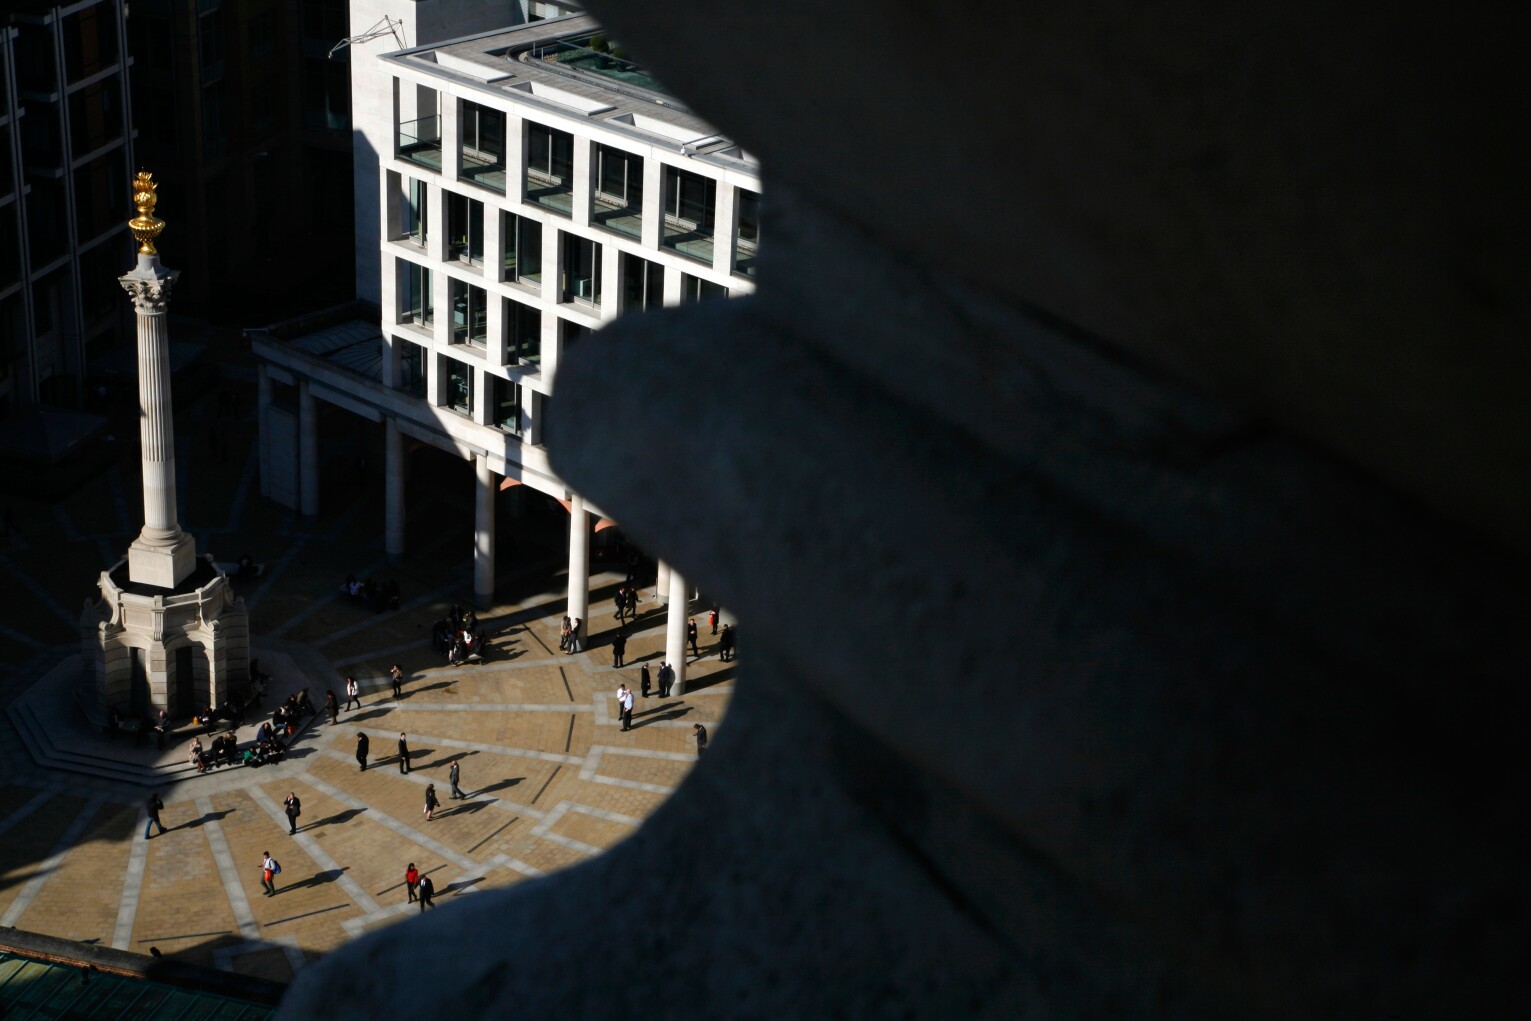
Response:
[385,14,755,170]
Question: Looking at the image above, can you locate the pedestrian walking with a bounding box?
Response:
[154,708,169,750]
[640,662,652,698]
[418,875,435,911]
[325,689,339,725]
[405,863,420,902]
[390,664,403,699]
[611,631,627,668]
[423,783,439,822]
[144,792,166,839]
[449,759,464,799]
[687,618,700,659]
[567,617,583,654]
[614,586,628,622]
[261,852,279,896]
[617,683,634,732]
[708,608,719,635]
[694,723,708,756]
[398,732,411,773]
[283,792,302,834]
[719,624,735,662]
[356,731,369,771]
[658,661,674,698]
[626,587,638,620]
[344,676,360,711]
[559,615,571,652]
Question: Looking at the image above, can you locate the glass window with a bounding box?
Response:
[447,192,483,264]
[75,153,126,244]
[503,212,542,287]
[681,273,727,303]
[63,6,118,83]
[70,80,123,155]
[460,101,505,194]
[561,233,602,306]
[736,189,760,278]
[403,178,427,245]
[199,11,224,83]
[491,376,522,434]
[446,359,474,414]
[398,339,426,397]
[401,261,433,325]
[450,279,488,347]
[592,144,642,238]
[525,122,573,214]
[397,86,441,171]
[505,298,541,365]
[620,253,663,314]
[662,167,716,262]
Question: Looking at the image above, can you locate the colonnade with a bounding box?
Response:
[280,394,694,695]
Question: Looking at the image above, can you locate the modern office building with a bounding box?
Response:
[0,0,135,435]
[252,5,760,687]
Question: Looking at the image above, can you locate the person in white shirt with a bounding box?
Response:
[617,683,634,732]
[261,852,278,896]
[344,676,360,712]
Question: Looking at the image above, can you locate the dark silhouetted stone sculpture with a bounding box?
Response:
[279,2,1527,1018]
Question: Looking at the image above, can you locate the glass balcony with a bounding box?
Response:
[398,116,442,172]
[460,151,505,195]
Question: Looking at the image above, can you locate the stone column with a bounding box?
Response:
[385,418,404,563]
[666,566,689,695]
[475,453,496,600]
[257,364,272,500]
[567,494,590,635]
[655,560,670,603]
[120,254,197,589]
[299,379,319,517]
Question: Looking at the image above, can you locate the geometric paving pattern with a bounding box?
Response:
[0,358,732,985]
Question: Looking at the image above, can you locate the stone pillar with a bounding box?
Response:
[665,567,688,695]
[299,379,319,517]
[257,364,272,500]
[385,418,405,563]
[567,494,590,633]
[120,254,196,589]
[656,560,670,603]
[475,453,496,600]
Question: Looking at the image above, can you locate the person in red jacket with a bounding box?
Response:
[405,863,420,903]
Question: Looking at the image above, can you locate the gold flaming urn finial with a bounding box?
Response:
[128,171,165,255]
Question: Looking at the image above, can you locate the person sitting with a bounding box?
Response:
[262,737,284,763]
[189,738,207,773]
[243,744,262,768]
[295,688,315,717]
[463,608,478,632]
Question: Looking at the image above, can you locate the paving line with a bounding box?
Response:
[316,749,546,820]
[0,548,83,631]
[247,784,379,915]
[341,727,585,767]
[577,746,681,795]
[223,438,260,534]
[0,795,104,927]
[299,772,483,874]
[112,828,151,949]
[195,795,261,941]
[373,701,593,714]
[108,464,131,535]
[50,505,81,543]
[0,622,46,652]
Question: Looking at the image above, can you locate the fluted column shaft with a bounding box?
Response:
[123,264,181,543]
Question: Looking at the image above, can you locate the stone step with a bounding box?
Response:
[5,701,201,785]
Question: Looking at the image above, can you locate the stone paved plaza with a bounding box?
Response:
[0,334,732,984]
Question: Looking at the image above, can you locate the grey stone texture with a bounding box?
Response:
[279,2,1527,1018]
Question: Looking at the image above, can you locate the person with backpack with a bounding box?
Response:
[261,852,279,896]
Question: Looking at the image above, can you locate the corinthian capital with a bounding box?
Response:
[120,274,175,314]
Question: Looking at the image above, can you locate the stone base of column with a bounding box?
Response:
[127,531,198,590]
